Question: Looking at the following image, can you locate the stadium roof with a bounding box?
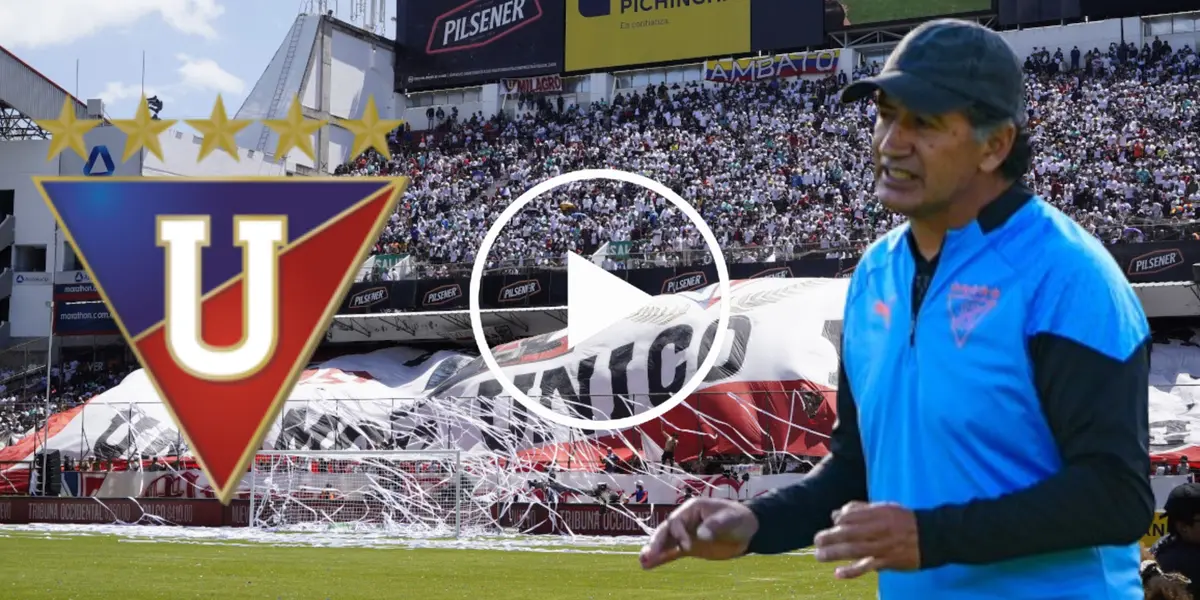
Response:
[0,44,97,140]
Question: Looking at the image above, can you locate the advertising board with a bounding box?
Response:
[54,301,119,336]
[565,0,824,72]
[396,0,565,91]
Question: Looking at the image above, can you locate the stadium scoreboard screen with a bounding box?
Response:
[998,0,1081,25]
[825,0,992,28]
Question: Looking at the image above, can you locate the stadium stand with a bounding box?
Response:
[2,22,1200,553]
[4,42,1200,458]
[339,42,1200,282]
[0,349,134,452]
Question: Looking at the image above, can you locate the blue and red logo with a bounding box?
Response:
[36,177,404,502]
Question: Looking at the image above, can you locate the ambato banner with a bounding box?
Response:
[705,49,842,83]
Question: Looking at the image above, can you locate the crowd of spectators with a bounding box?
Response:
[5,35,1200,456]
[337,38,1200,280]
[0,352,134,452]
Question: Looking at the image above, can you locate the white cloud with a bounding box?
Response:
[94,54,240,116]
[0,0,224,49]
[175,53,245,96]
[96,82,170,106]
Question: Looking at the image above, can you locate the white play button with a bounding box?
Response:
[567,251,652,346]
[468,168,731,432]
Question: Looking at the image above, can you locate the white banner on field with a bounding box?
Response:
[0,278,850,463]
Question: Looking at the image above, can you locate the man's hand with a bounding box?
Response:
[639,498,759,570]
[814,501,921,579]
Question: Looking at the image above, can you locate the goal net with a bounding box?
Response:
[248,450,494,537]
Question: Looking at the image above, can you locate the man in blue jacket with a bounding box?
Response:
[639,18,1154,599]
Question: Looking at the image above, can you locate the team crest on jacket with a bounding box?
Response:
[35,177,405,504]
[947,283,1000,348]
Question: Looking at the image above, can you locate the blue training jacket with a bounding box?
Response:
[746,185,1154,600]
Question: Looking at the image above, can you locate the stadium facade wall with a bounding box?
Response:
[1143,12,1200,51]
[999,16,1146,59]
[0,128,142,340]
[325,29,402,123]
[142,132,294,178]
[0,139,64,340]
[234,14,325,167]
[232,15,417,175]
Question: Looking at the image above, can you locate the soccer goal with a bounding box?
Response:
[247,450,492,538]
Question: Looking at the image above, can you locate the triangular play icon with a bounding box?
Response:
[35,177,407,504]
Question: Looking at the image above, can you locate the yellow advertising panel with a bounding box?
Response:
[566,0,751,72]
[1142,510,1168,547]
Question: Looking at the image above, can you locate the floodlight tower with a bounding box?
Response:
[350,0,388,34]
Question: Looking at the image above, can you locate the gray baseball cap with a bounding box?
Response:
[840,19,1026,124]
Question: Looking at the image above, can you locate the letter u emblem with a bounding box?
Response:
[157,215,287,379]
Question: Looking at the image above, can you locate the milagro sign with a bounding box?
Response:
[501,74,563,95]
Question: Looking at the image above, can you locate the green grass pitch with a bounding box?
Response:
[0,531,877,599]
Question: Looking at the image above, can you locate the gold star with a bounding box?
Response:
[110,96,177,162]
[34,96,101,162]
[185,95,253,163]
[342,95,404,161]
[262,96,325,162]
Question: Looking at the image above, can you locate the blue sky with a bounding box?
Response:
[0,0,395,128]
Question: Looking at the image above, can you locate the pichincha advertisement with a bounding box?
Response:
[565,0,825,73]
